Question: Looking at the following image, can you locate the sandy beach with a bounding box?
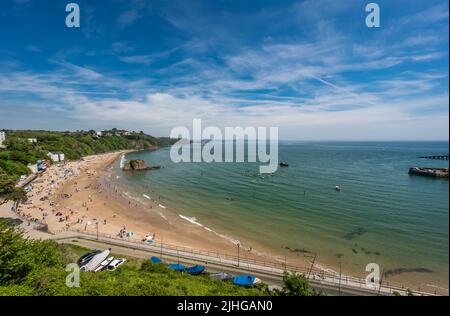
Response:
[8,150,447,295]
[13,151,297,267]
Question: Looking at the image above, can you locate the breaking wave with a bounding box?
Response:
[179,214,239,245]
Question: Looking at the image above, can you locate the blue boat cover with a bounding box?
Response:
[233,275,256,286]
[168,263,185,271]
[150,256,162,264]
[185,265,205,275]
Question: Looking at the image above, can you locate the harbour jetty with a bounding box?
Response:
[409,167,449,178]
[418,155,448,160]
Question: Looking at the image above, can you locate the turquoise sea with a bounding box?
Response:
[114,141,449,290]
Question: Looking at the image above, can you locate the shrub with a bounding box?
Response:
[282,271,313,296]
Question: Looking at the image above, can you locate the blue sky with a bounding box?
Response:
[0,0,448,140]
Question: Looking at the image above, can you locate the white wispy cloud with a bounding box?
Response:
[0,60,447,140]
[0,0,448,140]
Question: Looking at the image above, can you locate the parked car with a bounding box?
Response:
[107,258,126,271]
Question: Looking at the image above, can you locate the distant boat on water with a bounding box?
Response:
[114,141,450,289]
[409,167,449,178]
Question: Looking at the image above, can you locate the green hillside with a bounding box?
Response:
[0,129,176,203]
[0,221,315,296]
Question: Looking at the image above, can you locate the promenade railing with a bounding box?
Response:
[56,228,441,296]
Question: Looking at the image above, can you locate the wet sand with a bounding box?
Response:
[17,151,290,266]
[14,151,448,295]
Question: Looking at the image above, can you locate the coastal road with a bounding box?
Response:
[57,235,390,296]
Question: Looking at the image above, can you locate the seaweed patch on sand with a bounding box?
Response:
[283,246,312,256]
[384,268,433,278]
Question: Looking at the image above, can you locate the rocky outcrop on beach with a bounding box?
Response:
[122,159,160,171]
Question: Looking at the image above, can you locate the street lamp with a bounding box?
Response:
[338,262,342,296]
[236,240,241,267]
[96,222,99,240]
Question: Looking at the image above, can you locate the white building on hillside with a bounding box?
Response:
[92,131,103,139]
[0,131,6,149]
[47,151,65,162]
[28,138,37,144]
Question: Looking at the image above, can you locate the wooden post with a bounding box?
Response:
[377,268,384,296]
[307,253,317,279]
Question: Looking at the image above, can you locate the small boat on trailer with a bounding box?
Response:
[94,256,114,272]
[168,263,185,271]
[81,249,111,272]
[185,265,205,275]
[232,275,261,287]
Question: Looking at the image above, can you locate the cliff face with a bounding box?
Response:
[122,159,151,171]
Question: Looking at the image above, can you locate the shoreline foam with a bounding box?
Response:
[15,150,449,295]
